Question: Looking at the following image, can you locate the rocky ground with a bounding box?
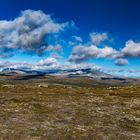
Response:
[0,80,140,140]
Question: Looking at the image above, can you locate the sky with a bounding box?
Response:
[0,0,140,77]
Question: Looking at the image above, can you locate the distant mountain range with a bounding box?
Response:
[1,68,111,78]
[1,68,140,86]
[1,68,45,75]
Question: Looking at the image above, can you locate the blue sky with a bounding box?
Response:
[0,0,140,77]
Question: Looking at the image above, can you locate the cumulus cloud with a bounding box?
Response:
[38,57,57,66]
[69,44,117,63]
[90,32,108,45]
[0,9,71,57]
[115,58,129,66]
[69,33,140,66]
[120,40,140,57]
[69,32,120,64]
[1,9,139,69]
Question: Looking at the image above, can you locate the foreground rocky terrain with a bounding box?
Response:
[0,75,140,140]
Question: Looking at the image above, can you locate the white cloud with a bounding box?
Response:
[0,9,71,57]
[69,36,140,66]
[69,44,117,63]
[120,40,140,57]
[90,32,108,45]
[0,59,101,72]
[115,58,129,66]
[38,57,57,66]
[0,61,33,70]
